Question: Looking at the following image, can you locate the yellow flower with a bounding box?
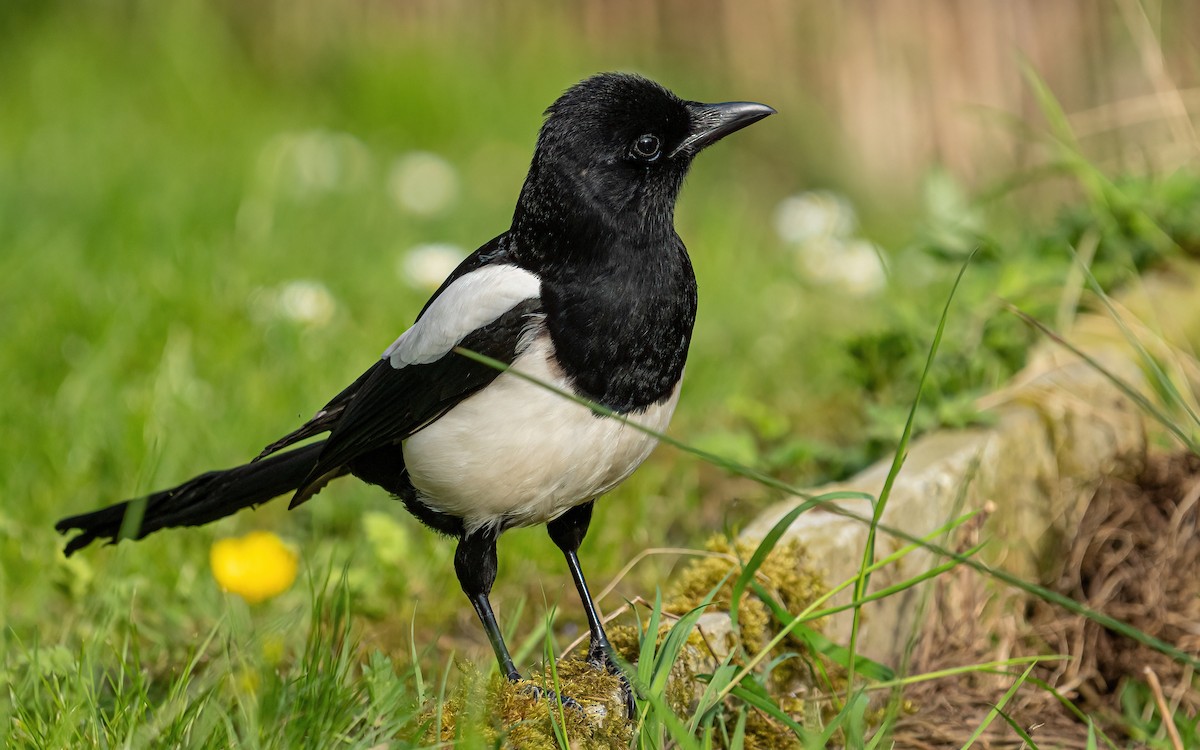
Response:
[210,531,299,604]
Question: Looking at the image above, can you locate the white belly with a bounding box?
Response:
[402,335,680,534]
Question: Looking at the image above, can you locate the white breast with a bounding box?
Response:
[402,335,680,534]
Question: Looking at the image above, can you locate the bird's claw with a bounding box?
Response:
[586,644,618,673]
[518,681,583,712]
[586,645,637,719]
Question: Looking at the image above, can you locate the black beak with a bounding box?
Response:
[672,101,776,157]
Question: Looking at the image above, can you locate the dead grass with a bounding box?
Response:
[895,450,1200,748]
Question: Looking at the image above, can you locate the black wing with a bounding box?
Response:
[256,234,515,461]
[258,232,547,504]
[292,297,543,504]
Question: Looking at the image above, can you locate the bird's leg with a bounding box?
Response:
[548,502,636,717]
[455,526,581,710]
[548,502,614,668]
[454,527,520,681]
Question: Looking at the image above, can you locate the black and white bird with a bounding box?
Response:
[57,73,774,706]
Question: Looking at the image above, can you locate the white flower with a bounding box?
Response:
[775,190,886,296]
[256,130,372,199]
[275,279,336,326]
[798,238,887,296]
[773,191,857,245]
[399,243,465,289]
[388,152,459,216]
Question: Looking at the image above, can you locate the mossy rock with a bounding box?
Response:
[425,535,831,747]
[424,659,633,748]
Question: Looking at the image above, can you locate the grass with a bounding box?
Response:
[4,1,1200,748]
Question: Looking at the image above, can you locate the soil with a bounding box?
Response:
[893,450,1200,749]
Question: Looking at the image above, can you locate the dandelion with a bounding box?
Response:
[387,151,459,216]
[210,531,299,604]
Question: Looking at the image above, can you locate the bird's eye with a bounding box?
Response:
[631,134,661,161]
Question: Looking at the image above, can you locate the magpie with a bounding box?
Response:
[57,73,774,708]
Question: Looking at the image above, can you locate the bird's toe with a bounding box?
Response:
[519,682,584,712]
[583,650,637,719]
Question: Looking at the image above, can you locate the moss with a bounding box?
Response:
[611,535,836,746]
[664,535,829,689]
[423,658,634,748]
[426,535,833,747]
[669,536,825,621]
[743,707,805,749]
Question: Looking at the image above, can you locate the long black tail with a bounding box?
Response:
[56,441,327,556]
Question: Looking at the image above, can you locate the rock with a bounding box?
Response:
[738,297,1176,667]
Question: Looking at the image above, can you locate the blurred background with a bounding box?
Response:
[3,0,1200,712]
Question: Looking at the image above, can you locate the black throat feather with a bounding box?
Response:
[509,152,697,414]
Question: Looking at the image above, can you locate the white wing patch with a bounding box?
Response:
[382,264,541,368]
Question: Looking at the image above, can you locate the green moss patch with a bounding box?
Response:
[427,535,832,746]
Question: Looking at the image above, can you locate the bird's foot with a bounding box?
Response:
[512,676,583,712]
[586,643,637,719]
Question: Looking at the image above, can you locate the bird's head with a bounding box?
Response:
[516,73,775,240]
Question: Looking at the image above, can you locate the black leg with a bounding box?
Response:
[456,526,582,711]
[455,527,520,681]
[547,502,616,668]
[549,502,636,718]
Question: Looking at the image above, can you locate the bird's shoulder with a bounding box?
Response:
[384,234,541,368]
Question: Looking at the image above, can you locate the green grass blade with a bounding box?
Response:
[728,707,748,750]
[957,661,1037,749]
[727,492,839,644]
[1073,249,1200,432]
[820,690,869,748]
[453,345,874,505]
[689,661,740,734]
[849,251,976,686]
[542,616,570,750]
[1008,304,1200,454]
[995,706,1040,748]
[408,612,426,706]
[643,589,663,673]
[728,682,810,739]
[749,580,893,681]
